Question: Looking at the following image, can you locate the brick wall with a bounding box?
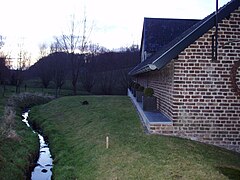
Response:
[136,7,240,152]
[138,61,174,119]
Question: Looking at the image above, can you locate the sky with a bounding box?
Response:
[0,0,231,66]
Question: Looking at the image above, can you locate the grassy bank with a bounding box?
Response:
[0,85,89,180]
[0,116,38,179]
[30,96,240,179]
[0,95,38,179]
[0,91,54,179]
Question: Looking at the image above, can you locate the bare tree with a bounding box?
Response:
[39,43,49,58]
[88,43,109,55]
[80,69,95,92]
[19,51,31,70]
[50,41,63,53]
[52,65,65,98]
[39,68,52,89]
[79,43,109,93]
[50,53,68,98]
[0,37,10,96]
[0,35,4,49]
[79,54,95,92]
[0,56,5,96]
[37,56,53,89]
[0,55,9,97]
[37,43,52,89]
[54,13,92,95]
[15,43,31,93]
[98,70,117,95]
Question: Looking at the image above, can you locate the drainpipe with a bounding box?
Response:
[215,0,218,61]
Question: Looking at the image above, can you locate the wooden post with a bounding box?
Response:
[106,136,109,149]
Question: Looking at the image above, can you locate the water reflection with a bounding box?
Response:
[22,111,53,180]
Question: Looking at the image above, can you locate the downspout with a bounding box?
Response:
[215,0,219,61]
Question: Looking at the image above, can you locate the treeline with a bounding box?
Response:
[0,56,11,96]
[25,48,140,95]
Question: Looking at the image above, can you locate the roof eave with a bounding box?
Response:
[128,64,151,76]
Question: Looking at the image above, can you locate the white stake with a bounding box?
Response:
[106,136,109,149]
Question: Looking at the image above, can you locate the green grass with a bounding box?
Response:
[29,96,240,179]
[0,116,38,180]
[0,84,90,97]
[25,86,91,96]
[0,96,39,180]
[0,84,89,179]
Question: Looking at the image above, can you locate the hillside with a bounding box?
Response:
[25,51,140,95]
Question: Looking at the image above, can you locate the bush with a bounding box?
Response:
[0,106,16,139]
[134,83,140,90]
[7,92,54,109]
[138,86,144,92]
[0,93,54,140]
[129,81,135,88]
[144,88,154,97]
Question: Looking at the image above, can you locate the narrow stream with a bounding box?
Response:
[22,111,53,180]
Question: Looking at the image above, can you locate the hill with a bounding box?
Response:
[25,50,140,95]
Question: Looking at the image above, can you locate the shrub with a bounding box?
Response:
[134,83,140,90]
[129,81,135,88]
[0,106,17,140]
[7,92,54,109]
[138,86,144,92]
[144,88,154,97]
[0,93,54,140]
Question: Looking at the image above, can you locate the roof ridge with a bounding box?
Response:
[144,17,201,21]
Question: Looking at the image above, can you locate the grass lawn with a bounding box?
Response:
[29,96,240,179]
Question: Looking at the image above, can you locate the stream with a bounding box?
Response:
[22,111,53,180]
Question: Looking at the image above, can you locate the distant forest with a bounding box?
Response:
[0,46,140,96]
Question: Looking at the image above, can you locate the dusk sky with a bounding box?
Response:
[0,0,231,65]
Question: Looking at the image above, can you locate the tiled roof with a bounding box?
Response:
[130,0,240,76]
[142,18,200,53]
